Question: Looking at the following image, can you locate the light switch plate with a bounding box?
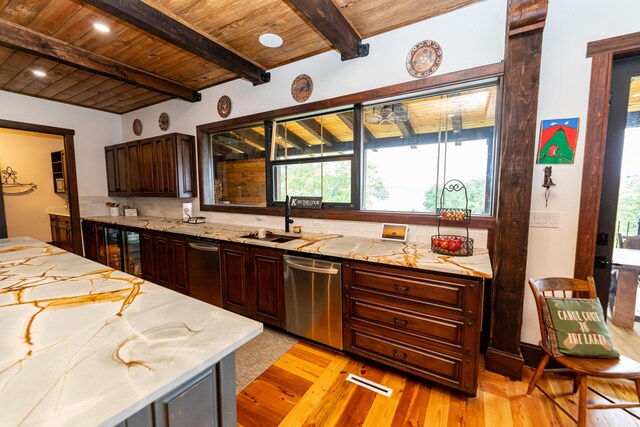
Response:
[530,211,560,228]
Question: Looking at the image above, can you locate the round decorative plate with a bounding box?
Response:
[132,119,142,136]
[217,95,231,118]
[406,40,443,78]
[291,74,313,102]
[158,112,169,131]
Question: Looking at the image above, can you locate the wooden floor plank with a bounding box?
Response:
[361,372,407,427]
[237,335,640,427]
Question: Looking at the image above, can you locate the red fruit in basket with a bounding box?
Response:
[432,237,441,247]
[440,211,447,219]
[449,241,461,251]
[440,239,449,249]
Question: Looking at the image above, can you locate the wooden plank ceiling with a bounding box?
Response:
[0,0,480,114]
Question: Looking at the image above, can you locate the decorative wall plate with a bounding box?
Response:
[132,119,142,136]
[291,74,313,102]
[158,112,170,131]
[217,95,231,118]
[406,40,443,78]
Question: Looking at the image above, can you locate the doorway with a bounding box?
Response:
[594,56,640,325]
[0,119,82,254]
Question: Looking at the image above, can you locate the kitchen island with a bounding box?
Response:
[0,237,262,427]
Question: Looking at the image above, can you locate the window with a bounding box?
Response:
[270,110,355,206]
[363,85,497,214]
[206,123,267,206]
[199,79,499,218]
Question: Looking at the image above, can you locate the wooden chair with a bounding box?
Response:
[527,276,640,426]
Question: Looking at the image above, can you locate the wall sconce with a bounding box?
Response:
[542,166,556,207]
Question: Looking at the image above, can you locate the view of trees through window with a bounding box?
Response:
[615,127,640,240]
[363,86,496,214]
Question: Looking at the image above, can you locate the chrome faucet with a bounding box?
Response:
[285,195,294,232]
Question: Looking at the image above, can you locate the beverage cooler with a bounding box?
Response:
[103,226,142,277]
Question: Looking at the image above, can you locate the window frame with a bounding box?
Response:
[196,63,503,228]
[266,106,361,209]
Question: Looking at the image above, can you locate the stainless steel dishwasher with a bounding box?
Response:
[186,239,222,307]
[283,254,343,350]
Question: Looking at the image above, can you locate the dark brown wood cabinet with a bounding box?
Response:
[81,220,106,264]
[50,150,67,193]
[127,142,142,195]
[140,230,189,294]
[105,133,196,198]
[221,243,285,328]
[343,260,484,395]
[105,143,129,196]
[49,214,72,252]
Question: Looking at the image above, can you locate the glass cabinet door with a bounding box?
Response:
[104,226,122,271]
[123,230,142,277]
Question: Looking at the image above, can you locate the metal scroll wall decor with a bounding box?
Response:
[1,166,37,194]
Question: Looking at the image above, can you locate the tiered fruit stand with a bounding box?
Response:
[431,179,474,256]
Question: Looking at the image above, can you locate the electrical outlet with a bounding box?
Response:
[530,212,560,228]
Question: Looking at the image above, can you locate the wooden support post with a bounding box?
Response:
[485,0,548,380]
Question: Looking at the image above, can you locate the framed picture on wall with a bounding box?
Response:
[380,223,409,242]
[55,178,65,193]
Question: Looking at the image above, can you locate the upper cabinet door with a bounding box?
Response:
[104,133,196,198]
[115,144,129,196]
[140,138,155,195]
[105,146,118,196]
[127,142,142,195]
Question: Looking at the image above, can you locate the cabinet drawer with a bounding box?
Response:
[349,298,470,352]
[347,328,475,393]
[350,267,478,315]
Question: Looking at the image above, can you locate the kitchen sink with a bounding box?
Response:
[240,233,299,243]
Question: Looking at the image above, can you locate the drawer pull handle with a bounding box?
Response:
[391,349,408,359]
[402,285,409,292]
[393,283,399,290]
[392,283,410,292]
[393,317,409,326]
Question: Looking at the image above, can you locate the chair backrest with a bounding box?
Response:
[528,277,597,347]
[623,235,640,249]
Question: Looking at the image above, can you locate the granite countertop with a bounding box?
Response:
[47,207,70,217]
[86,216,493,279]
[0,237,262,427]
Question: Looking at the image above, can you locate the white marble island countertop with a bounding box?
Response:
[0,237,262,427]
[86,216,493,279]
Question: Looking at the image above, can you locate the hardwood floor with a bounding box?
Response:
[237,332,640,426]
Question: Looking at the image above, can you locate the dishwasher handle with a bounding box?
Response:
[285,260,339,275]
[188,242,220,252]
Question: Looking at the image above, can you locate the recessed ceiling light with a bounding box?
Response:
[259,33,283,48]
[93,22,111,33]
[32,70,47,78]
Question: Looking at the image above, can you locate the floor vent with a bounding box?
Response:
[346,373,393,397]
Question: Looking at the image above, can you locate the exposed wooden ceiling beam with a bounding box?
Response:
[287,0,369,60]
[297,118,340,147]
[337,112,376,142]
[232,129,266,150]
[0,18,199,102]
[84,0,270,85]
[276,126,308,149]
[396,119,416,141]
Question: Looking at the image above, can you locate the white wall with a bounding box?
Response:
[522,0,640,344]
[0,129,65,241]
[0,91,121,198]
